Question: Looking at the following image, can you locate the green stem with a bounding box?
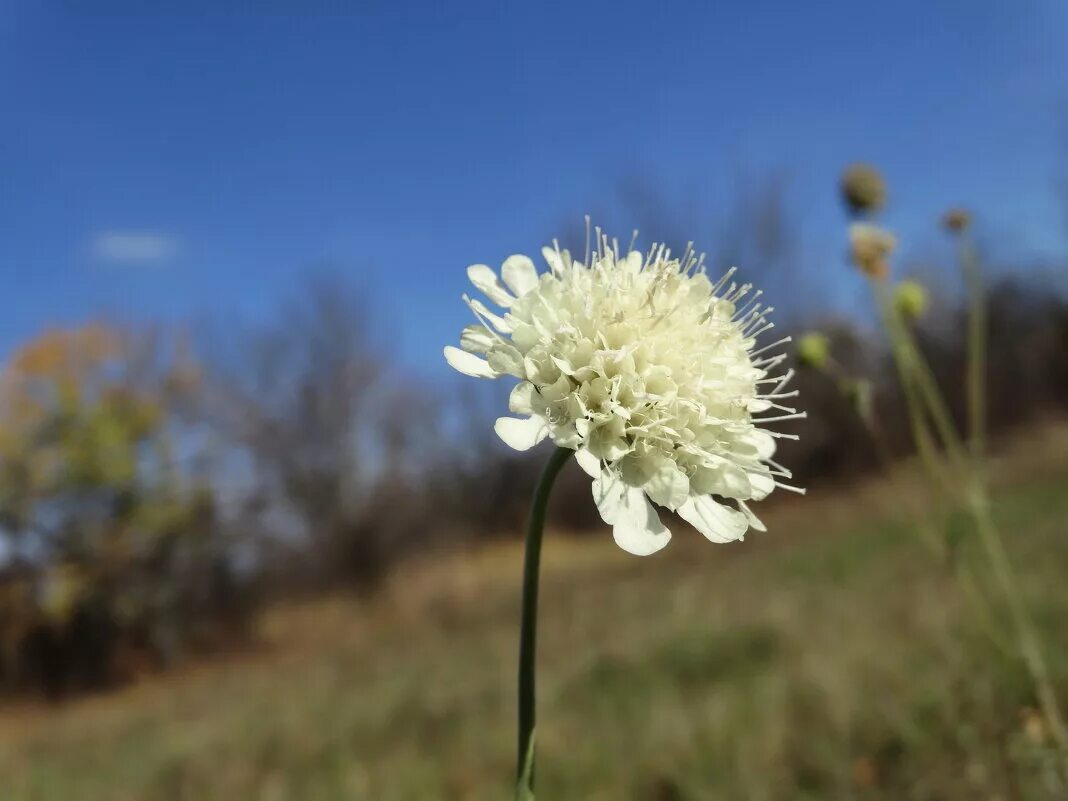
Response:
[960,237,987,462]
[874,277,969,472]
[873,277,1067,777]
[968,491,1068,778]
[895,313,970,472]
[872,282,1010,651]
[516,446,572,785]
[874,281,957,500]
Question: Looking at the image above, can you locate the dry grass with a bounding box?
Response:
[2,424,1068,800]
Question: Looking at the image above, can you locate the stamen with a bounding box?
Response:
[743,307,775,335]
[763,402,798,414]
[772,369,795,393]
[753,353,788,370]
[732,290,764,320]
[584,215,592,266]
[766,457,792,477]
[745,321,775,340]
[710,266,737,296]
[750,335,791,358]
[751,411,807,424]
[737,304,765,329]
[727,282,753,304]
[461,293,510,341]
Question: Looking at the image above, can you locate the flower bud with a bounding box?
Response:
[894,280,929,321]
[941,207,971,234]
[848,223,896,279]
[796,332,831,370]
[840,163,887,215]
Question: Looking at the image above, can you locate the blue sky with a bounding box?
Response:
[2,0,1067,379]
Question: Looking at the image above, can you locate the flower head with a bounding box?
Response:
[796,332,831,371]
[839,163,887,215]
[941,207,971,235]
[848,223,896,279]
[894,280,929,321]
[444,232,803,555]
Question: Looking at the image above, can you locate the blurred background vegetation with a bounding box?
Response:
[4,1,1068,798]
[1,174,1067,798]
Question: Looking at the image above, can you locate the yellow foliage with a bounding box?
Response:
[0,321,204,531]
[39,563,88,624]
[9,323,121,380]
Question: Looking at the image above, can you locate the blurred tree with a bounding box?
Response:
[209,278,431,591]
[0,323,235,696]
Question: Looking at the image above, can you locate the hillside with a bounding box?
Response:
[2,425,1068,800]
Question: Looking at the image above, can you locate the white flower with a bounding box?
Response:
[444,232,803,556]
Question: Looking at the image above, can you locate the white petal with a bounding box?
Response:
[486,345,525,377]
[574,447,601,478]
[466,264,515,307]
[494,415,549,451]
[501,255,539,296]
[738,500,766,532]
[643,462,690,510]
[619,449,659,487]
[591,468,626,525]
[612,487,671,556]
[717,463,752,499]
[510,322,541,352]
[677,496,749,543]
[749,472,775,501]
[587,419,631,461]
[542,246,565,274]
[739,429,776,461]
[464,295,513,333]
[444,346,496,378]
[538,373,572,404]
[509,382,535,415]
[552,423,583,449]
[460,324,494,354]
[588,435,631,462]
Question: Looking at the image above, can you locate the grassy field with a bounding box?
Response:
[2,426,1068,800]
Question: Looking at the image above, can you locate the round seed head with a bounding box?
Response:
[840,163,887,215]
[848,223,896,280]
[942,207,972,234]
[894,280,929,321]
[796,332,831,370]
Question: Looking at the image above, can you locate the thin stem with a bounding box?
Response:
[895,314,970,472]
[830,365,943,559]
[871,281,1010,651]
[873,277,1068,778]
[954,237,1066,774]
[516,446,572,784]
[960,236,987,462]
[874,278,969,472]
[874,280,958,500]
[969,491,1068,779]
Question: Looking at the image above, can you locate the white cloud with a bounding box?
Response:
[91,230,178,266]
